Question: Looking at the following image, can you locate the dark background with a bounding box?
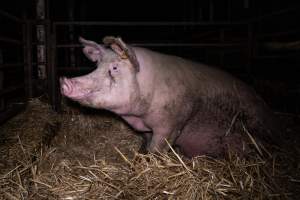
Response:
[0,0,300,122]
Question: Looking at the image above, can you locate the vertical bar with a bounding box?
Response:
[22,20,27,99]
[36,0,47,80]
[228,0,231,21]
[51,24,60,111]
[198,1,203,21]
[209,0,214,22]
[183,1,187,31]
[46,20,53,108]
[0,49,4,111]
[79,1,87,36]
[190,0,195,22]
[220,29,225,67]
[244,0,249,9]
[24,21,33,99]
[68,0,76,68]
[247,23,254,75]
[198,7,203,21]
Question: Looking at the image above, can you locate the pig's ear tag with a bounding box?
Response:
[103,36,140,72]
[110,43,128,59]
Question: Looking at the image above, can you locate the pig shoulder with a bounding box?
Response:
[134,48,202,128]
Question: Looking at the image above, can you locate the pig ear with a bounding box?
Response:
[79,37,105,62]
[103,36,140,72]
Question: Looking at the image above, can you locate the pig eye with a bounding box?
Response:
[112,64,118,70]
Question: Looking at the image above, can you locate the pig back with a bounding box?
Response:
[135,48,279,141]
[186,59,280,142]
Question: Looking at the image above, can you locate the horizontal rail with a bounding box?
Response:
[0,9,22,23]
[58,67,95,71]
[54,21,248,26]
[0,36,23,44]
[249,5,300,23]
[56,43,246,48]
[0,63,24,70]
[0,104,25,124]
[257,29,300,38]
[254,54,300,59]
[30,62,48,67]
[0,85,24,97]
[58,64,253,72]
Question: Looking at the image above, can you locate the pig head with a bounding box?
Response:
[60,37,142,114]
[60,36,279,158]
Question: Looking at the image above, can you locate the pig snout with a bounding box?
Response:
[59,77,93,100]
[60,77,73,97]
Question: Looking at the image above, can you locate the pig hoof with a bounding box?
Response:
[138,144,148,154]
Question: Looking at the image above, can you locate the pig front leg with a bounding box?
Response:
[139,132,152,153]
[147,126,181,153]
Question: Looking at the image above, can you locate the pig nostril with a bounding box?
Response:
[63,83,71,95]
[60,77,67,85]
[60,77,73,95]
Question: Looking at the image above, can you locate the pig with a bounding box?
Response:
[60,36,279,158]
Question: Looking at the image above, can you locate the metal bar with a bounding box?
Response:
[194,30,220,39]
[36,0,47,80]
[257,29,300,38]
[51,24,60,111]
[254,54,300,59]
[37,62,47,65]
[47,22,54,110]
[0,47,3,111]
[228,0,231,21]
[0,104,25,124]
[54,21,248,26]
[219,29,225,67]
[56,43,246,48]
[0,36,22,44]
[58,67,94,71]
[0,85,24,96]
[249,5,300,23]
[209,0,214,21]
[68,0,76,68]
[0,63,24,70]
[0,9,22,23]
[246,24,254,75]
[24,21,33,98]
[34,5,46,94]
[27,19,50,25]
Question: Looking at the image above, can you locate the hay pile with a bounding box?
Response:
[0,99,299,199]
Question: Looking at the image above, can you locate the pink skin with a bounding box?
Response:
[60,37,277,158]
[60,43,180,154]
[60,72,103,108]
[60,77,92,100]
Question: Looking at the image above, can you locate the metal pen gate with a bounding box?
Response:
[47,5,300,113]
[0,12,251,123]
[0,10,32,123]
[1,3,299,124]
[51,20,251,110]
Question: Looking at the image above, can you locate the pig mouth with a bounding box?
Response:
[60,77,94,100]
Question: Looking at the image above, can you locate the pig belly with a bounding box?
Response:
[175,123,245,158]
[122,116,151,132]
[175,125,223,157]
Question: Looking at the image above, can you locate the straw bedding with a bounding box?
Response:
[0,99,299,199]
